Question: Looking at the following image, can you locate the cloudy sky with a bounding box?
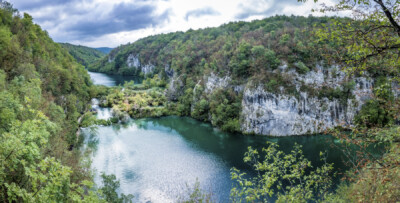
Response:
[10,0,336,48]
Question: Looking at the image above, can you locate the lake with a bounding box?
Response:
[88,71,142,86]
[84,72,349,202]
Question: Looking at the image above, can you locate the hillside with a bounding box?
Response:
[89,15,378,135]
[0,2,107,202]
[60,43,105,67]
[2,0,398,201]
[89,15,344,76]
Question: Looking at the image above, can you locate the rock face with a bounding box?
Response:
[166,74,184,101]
[204,72,230,94]
[242,87,355,136]
[164,64,174,78]
[126,54,155,75]
[239,68,374,136]
[180,64,375,136]
[127,54,140,68]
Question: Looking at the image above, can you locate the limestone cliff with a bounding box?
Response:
[239,65,374,136]
[167,64,375,136]
[126,54,155,75]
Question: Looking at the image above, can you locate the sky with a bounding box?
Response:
[9,0,336,48]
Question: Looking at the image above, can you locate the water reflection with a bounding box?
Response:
[88,71,142,87]
[83,107,351,202]
[86,131,100,152]
[83,114,230,202]
[84,71,385,202]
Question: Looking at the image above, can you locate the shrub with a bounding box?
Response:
[221,118,240,132]
[191,99,209,121]
[295,61,310,74]
[354,99,394,128]
[100,173,134,203]
[231,142,334,202]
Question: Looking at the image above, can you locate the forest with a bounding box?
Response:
[87,1,400,201]
[0,2,131,202]
[60,43,106,68]
[88,15,352,133]
[0,0,399,202]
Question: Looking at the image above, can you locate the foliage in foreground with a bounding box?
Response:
[301,0,400,201]
[307,0,400,78]
[100,173,134,203]
[177,179,212,203]
[0,2,132,202]
[230,138,399,202]
[230,142,334,202]
[332,142,400,202]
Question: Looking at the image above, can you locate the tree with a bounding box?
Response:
[298,1,400,201]
[300,0,400,78]
[0,2,103,202]
[230,142,334,202]
[251,46,280,70]
[230,42,252,78]
[100,173,133,203]
[0,25,11,59]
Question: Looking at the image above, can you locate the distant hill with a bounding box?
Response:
[95,47,113,54]
[89,15,345,77]
[60,43,105,67]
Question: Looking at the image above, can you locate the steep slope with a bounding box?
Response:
[0,2,102,202]
[90,15,390,136]
[60,42,105,67]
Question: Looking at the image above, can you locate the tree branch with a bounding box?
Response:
[374,0,400,37]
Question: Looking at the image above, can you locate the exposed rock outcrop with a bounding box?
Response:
[172,65,376,136]
[126,54,155,75]
[240,67,374,135]
[204,72,230,94]
[166,74,184,101]
[241,86,364,136]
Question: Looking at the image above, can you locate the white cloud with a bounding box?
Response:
[12,0,341,47]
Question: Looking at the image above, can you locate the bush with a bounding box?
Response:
[295,61,310,74]
[191,99,209,121]
[100,173,134,203]
[231,142,334,202]
[221,118,240,132]
[354,99,394,128]
[209,89,242,131]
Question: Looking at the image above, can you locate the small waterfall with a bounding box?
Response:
[91,98,113,120]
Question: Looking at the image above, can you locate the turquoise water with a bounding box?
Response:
[84,73,350,202]
[88,71,142,86]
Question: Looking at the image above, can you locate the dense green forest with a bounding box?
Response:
[88,4,400,202]
[89,15,343,77]
[60,43,105,67]
[0,2,131,202]
[89,15,355,133]
[1,0,399,201]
